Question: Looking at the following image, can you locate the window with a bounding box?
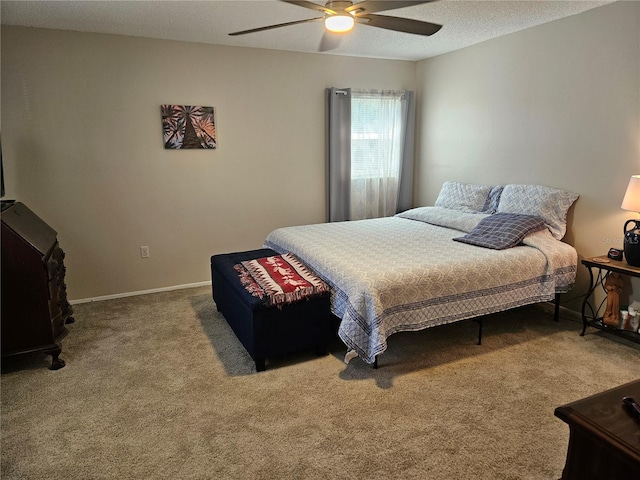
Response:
[326,87,414,222]
[350,90,406,220]
[350,90,404,181]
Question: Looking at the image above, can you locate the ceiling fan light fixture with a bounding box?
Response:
[324,14,355,33]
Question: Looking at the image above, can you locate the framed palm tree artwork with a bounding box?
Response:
[161,105,217,149]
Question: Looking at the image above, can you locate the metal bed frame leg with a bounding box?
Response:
[472,318,483,345]
[371,294,562,369]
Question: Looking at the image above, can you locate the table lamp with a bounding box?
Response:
[621,175,640,266]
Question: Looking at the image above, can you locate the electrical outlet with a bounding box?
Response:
[140,246,150,258]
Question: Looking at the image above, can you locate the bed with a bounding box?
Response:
[263,182,579,365]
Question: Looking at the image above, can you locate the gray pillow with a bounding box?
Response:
[496,184,579,240]
[453,213,546,250]
[434,181,493,213]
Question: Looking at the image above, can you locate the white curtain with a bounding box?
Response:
[351,89,405,220]
[326,88,415,222]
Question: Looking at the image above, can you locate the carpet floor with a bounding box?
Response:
[2,286,639,479]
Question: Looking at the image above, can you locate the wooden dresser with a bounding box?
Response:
[1,201,73,369]
[555,380,640,479]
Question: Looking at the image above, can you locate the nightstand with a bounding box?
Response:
[581,256,640,343]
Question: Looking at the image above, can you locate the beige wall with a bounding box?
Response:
[1,27,416,300]
[415,1,640,311]
[2,1,639,308]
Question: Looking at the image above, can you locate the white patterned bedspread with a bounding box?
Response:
[264,207,577,364]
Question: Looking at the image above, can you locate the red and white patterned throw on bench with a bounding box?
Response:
[234,253,329,307]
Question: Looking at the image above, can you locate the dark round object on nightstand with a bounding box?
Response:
[623,220,640,267]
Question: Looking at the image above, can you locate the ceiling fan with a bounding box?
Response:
[229,1,442,50]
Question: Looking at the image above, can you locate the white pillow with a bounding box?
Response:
[497,184,579,239]
[434,182,493,213]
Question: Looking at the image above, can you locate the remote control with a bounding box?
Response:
[622,396,640,420]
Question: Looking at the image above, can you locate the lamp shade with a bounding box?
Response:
[621,175,640,213]
[325,14,355,33]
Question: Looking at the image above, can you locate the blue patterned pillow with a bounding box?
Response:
[480,185,504,214]
[496,184,579,239]
[434,181,493,213]
[453,213,546,250]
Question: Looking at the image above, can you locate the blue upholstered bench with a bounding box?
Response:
[210,248,331,372]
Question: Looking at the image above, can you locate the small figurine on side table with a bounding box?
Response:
[603,272,624,327]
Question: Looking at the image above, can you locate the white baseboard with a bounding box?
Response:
[70,281,212,305]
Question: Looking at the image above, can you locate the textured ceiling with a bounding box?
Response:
[1,0,614,61]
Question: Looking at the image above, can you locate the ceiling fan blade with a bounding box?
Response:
[346,1,436,15]
[319,32,343,52]
[357,14,441,36]
[281,0,336,15]
[229,16,323,36]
